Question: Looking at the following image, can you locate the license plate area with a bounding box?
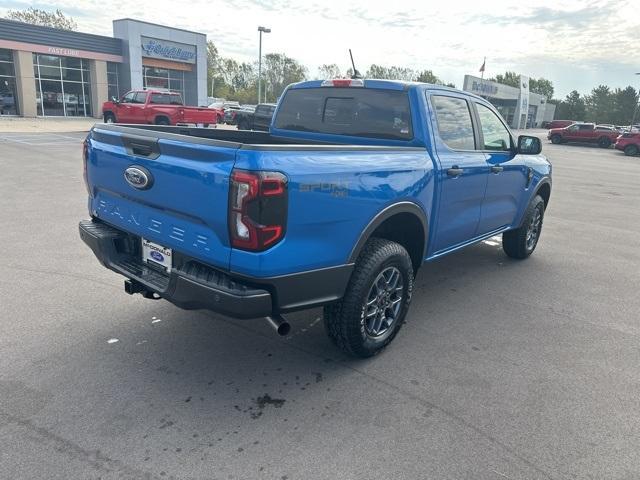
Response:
[141,238,172,273]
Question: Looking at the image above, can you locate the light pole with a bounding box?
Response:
[631,72,640,128]
[257,26,271,104]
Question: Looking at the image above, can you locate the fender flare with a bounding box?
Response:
[515,177,552,227]
[347,201,429,265]
[534,177,552,203]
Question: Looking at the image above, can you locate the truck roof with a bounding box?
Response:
[290,79,484,100]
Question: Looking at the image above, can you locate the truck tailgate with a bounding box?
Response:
[181,107,217,124]
[87,126,240,270]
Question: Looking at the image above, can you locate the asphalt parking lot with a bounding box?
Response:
[1,128,639,480]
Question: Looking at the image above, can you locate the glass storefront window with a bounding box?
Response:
[143,65,185,99]
[0,48,19,115]
[33,53,92,117]
[107,62,120,100]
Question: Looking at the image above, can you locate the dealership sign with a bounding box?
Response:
[471,81,498,96]
[141,37,196,64]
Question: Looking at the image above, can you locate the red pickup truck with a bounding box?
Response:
[547,123,619,148]
[102,90,223,126]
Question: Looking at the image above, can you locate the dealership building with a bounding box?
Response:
[463,74,555,129]
[0,18,207,118]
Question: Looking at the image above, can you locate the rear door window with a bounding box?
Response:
[274,87,412,140]
[431,95,475,150]
[150,93,170,104]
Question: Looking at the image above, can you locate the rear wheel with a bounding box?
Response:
[502,195,545,259]
[598,137,611,148]
[624,144,638,156]
[550,134,562,144]
[155,117,170,126]
[103,112,116,123]
[324,238,413,358]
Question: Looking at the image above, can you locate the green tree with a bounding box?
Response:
[365,65,416,81]
[585,85,614,123]
[5,7,77,30]
[416,70,440,84]
[489,72,554,98]
[317,64,343,79]
[489,71,519,88]
[262,53,307,102]
[611,86,637,125]
[561,90,586,121]
[530,78,554,99]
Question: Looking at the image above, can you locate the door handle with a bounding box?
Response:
[447,167,463,177]
[491,165,504,173]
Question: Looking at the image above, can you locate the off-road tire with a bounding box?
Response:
[502,195,545,259]
[624,144,638,156]
[550,134,562,144]
[103,112,116,123]
[324,238,414,358]
[598,137,611,148]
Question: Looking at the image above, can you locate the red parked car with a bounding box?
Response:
[547,123,619,148]
[102,90,223,127]
[614,132,640,156]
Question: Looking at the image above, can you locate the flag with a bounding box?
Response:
[479,57,486,73]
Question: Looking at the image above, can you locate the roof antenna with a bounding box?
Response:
[349,49,363,79]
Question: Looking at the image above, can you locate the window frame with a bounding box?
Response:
[429,92,479,152]
[473,101,515,152]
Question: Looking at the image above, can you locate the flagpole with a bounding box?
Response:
[480,57,486,98]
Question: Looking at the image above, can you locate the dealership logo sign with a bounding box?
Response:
[141,37,196,63]
[471,81,498,95]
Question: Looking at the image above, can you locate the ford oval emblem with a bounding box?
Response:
[124,166,153,190]
[149,251,164,262]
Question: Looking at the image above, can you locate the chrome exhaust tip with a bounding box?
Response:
[265,315,291,336]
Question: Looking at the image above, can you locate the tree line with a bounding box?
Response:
[553,86,637,125]
[488,70,638,125]
[207,41,455,103]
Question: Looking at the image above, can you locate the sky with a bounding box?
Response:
[1,0,638,98]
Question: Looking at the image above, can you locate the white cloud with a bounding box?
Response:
[1,0,637,97]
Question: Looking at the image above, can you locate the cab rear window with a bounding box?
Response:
[274,87,412,140]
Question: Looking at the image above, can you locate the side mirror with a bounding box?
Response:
[517,135,541,155]
[111,96,119,104]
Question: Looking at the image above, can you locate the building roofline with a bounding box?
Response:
[112,18,206,37]
[0,17,119,43]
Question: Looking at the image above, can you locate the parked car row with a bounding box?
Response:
[546,121,640,156]
[207,100,279,131]
[547,123,620,148]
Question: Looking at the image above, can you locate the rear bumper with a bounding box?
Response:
[79,219,352,319]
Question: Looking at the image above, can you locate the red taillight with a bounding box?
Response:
[82,138,91,196]
[228,170,288,251]
[321,79,364,87]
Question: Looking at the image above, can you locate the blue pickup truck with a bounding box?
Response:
[80,78,551,357]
